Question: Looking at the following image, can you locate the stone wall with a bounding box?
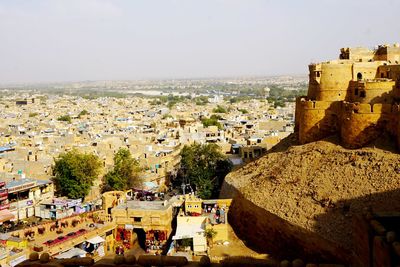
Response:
[297,100,339,144]
[220,181,350,264]
[295,99,400,149]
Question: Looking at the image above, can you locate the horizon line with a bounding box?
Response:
[0,73,308,87]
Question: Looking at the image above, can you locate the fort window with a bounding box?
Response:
[355,88,359,96]
[357,72,362,80]
[316,71,320,77]
[134,217,142,222]
[360,91,366,98]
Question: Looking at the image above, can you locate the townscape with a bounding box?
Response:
[1,1,399,266]
[0,77,299,266]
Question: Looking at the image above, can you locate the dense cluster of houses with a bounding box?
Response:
[0,93,294,266]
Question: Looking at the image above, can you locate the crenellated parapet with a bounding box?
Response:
[297,99,340,144]
[340,103,394,148]
[295,44,400,150]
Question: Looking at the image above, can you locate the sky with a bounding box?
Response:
[0,0,399,83]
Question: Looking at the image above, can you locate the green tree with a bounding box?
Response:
[57,115,72,123]
[194,96,209,105]
[78,110,89,118]
[204,228,217,247]
[103,148,142,191]
[179,143,232,199]
[212,105,227,113]
[201,117,222,130]
[52,150,102,199]
[29,112,38,117]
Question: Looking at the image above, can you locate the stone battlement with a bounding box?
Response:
[295,44,400,149]
[342,102,395,114]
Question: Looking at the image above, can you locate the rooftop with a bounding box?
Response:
[115,200,170,211]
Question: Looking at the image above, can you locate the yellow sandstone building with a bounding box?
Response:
[296,43,400,148]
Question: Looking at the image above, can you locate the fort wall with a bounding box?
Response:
[349,80,395,104]
[352,61,380,81]
[317,63,353,101]
[295,44,400,149]
[340,103,391,148]
[295,99,400,148]
[298,100,339,144]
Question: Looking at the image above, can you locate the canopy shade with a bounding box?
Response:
[0,209,14,223]
[172,225,204,240]
[55,248,87,259]
[87,236,105,244]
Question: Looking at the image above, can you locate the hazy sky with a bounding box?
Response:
[0,0,399,83]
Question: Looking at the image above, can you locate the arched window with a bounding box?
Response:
[357,72,363,80]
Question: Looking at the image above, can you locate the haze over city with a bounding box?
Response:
[1,0,399,83]
[1,0,400,266]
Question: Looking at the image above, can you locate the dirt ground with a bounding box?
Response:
[208,224,273,263]
[222,134,400,254]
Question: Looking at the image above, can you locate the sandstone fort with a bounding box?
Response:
[296,43,400,148]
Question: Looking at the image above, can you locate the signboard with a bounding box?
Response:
[53,198,82,208]
[53,199,67,206]
[8,182,36,193]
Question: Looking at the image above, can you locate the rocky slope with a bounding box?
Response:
[221,135,400,263]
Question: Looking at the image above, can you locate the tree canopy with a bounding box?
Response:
[201,117,222,130]
[103,148,142,192]
[178,143,232,199]
[57,115,72,123]
[52,150,102,199]
[78,110,89,118]
[212,105,227,113]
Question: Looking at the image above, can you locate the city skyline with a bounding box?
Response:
[0,0,399,83]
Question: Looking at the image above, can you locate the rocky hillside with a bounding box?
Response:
[221,134,400,263]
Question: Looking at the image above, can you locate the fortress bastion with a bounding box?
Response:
[296,43,400,148]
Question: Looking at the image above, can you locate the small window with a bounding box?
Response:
[355,89,359,96]
[316,71,320,77]
[134,217,141,222]
[357,72,362,80]
[360,91,366,98]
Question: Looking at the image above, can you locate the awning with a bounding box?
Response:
[87,236,105,244]
[0,209,14,223]
[172,225,204,240]
[55,248,87,259]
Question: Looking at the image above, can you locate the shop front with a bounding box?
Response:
[115,226,133,250]
[145,229,168,254]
